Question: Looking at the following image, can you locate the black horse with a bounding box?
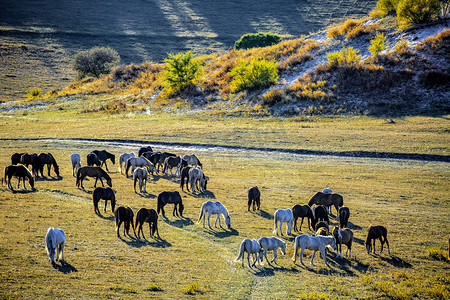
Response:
[247,186,261,211]
[180,166,191,191]
[115,206,135,237]
[314,221,330,234]
[135,208,159,239]
[92,150,115,172]
[338,206,350,229]
[163,156,187,177]
[157,191,184,217]
[92,187,116,214]
[292,204,313,231]
[155,152,176,172]
[11,153,25,165]
[37,153,60,177]
[311,205,329,230]
[138,146,153,157]
[76,166,112,190]
[20,153,40,176]
[4,165,35,191]
[87,153,101,167]
[365,225,390,254]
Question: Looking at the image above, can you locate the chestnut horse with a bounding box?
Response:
[365,225,390,254]
[4,165,35,191]
[76,166,112,190]
[308,192,343,215]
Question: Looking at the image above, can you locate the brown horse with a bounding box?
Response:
[86,153,101,167]
[180,166,191,191]
[115,206,136,238]
[4,165,35,191]
[37,153,60,177]
[76,166,112,190]
[92,150,115,172]
[92,187,116,214]
[338,206,350,228]
[135,208,160,239]
[20,153,40,176]
[138,146,153,157]
[311,205,329,230]
[308,192,343,215]
[332,226,353,258]
[157,191,184,217]
[248,186,261,211]
[11,153,25,165]
[365,225,390,254]
[292,204,313,231]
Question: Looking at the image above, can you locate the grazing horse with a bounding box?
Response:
[138,146,153,157]
[119,152,135,174]
[4,165,35,191]
[314,221,330,234]
[155,152,176,172]
[125,156,156,177]
[183,154,203,169]
[236,238,264,268]
[133,167,148,193]
[76,166,112,190]
[198,201,231,229]
[11,153,25,165]
[180,166,191,191]
[37,153,60,177]
[92,187,116,214]
[157,191,184,217]
[87,153,101,167]
[332,226,353,258]
[308,192,343,215]
[311,205,329,230]
[292,234,337,267]
[338,206,350,228]
[115,206,136,238]
[163,156,187,177]
[45,227,65,265]
[258,237,286,264]
[92,150,115,172]
[135,208,159,239]
[292,204,313,231]
[273,209,294,236]
[365,225,390,254]
[20,153,39,176]
[70,153,81,177]
[189,167,208,193]
[248,186,261,211]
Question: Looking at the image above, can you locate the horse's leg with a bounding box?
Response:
[271,249,278,263]
[321,248,329,267]
[300,217,305,232]
[247,251,252,268]
[310,250,316,265]
[104,199,108,213]
[207,212,212,229]
[214,214,220,228]
[379,237,384,254]
[385,236,390,254]
[117,220,122,237]
[94,177,98,188]
[279,221,283,236]
[173,204,177,217]
[99,177,104,187]
[299,247,305,265]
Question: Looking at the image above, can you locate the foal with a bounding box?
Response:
[332,226,353,258]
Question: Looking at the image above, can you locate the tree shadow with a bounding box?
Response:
[162,217,194,228]
[380,255,412,268]
[53,261,78,274]
[205,227,239,238]
[254,209,273,220]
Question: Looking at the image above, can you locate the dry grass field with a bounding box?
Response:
[0,111,449,299]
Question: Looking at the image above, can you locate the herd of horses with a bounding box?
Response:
[5,147,390,269]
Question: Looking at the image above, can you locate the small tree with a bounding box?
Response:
[234,32,282,50]
[230,59,278,91]
[73,47,120,79]
[326,47,362,67]
[376,0,400,16]
[163,51,201,92]
[369,32,387,57]
[397,0,441,27]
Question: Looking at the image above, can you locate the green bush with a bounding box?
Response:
[163,51,201,92]
[234,32,282,50]
[230,59,279,91]
[369,32,387,57]
[27,87,42,99]
[376,0,400,16]
[73,47,120,79]
[326,47,362,67]
[397,0,441,27]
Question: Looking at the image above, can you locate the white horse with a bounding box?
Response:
[133,167,148,193]
[292,234,337,267]
[189,167,207,193]
[125,156,156,177]
[70,153,81,177]
[273,208,294,236]
[45,227,65,264]
[183,154,202,168]
[119,152,135,174]
[258,236,286,264]
[198,201,231,229]
[236,238,264,268]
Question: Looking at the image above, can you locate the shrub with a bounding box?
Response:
[326,47,362,67]
[369,32,387,57]
[427,247,448,261]
[230,59,279,91]
[27,87,42,99]
[397,0,441,27]
[163,51,201,92]
[377,0,400,16]
[73,47,120,79]
[262,89,284,105]
[234,32,282,50]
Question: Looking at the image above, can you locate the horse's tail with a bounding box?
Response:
[125,159,131,176]
[114,208,119,230]
[76,168,81,186]
[157,194,162,214]
[235,240,245,261]
[198,202,205,223]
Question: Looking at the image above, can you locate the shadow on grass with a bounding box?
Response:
[10,188,37,194]
[135,191,157,199]
[353,236,365,245]
[119,235,171,248]
[380,255,412,268]
[347,221,363,230]
[186,190,216,199]
[36,175,63,182]
[53,261,78,274]
[95,212,115,221]
[205,227,239,238]
[163,217,194,228]
[255,209,273,220]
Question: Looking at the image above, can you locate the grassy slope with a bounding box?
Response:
[0,110,449,299]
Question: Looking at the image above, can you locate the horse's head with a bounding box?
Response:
[258,248,265,262]
[365,242,372,254]
[29,176,35,189]
[106,177,112,187]
[179,203,184,216]
[225,215,231,229]
[329,237,337,251]
[280,242,287,255]
[111,155,116,165]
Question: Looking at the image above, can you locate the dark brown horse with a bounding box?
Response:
[135,208,159,239]
[11,153,25,165]
[157,191,184,217]
[37,153,60,177]
[308,192,343,215]
[76,166,112,190]
[332,226,354,258]
[156,152,176,172]
[248,186,261,211]
[314,221,330,233]
[86,153,101,167]
[180,166,191,191]
[92,187,116,214]
[163,156,187,177]
[20,153,40,176]
[92,150,115,172]
[311,205,329,230]
[338,206,350,228]
[138,146,153,157]
[365,225,390,254]
[4,165,35,191]
[292,204,313,231]
[115,206,135,237]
